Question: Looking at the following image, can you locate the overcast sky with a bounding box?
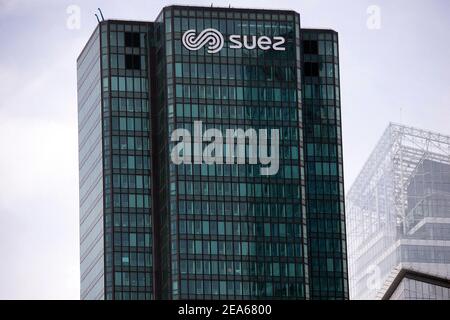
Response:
[0,0,449,299]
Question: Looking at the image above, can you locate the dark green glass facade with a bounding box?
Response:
[78,21,155,300]
[78,5,348,300]
[157,7,307,300]
[301,29,347,299]
[102,22,154,300]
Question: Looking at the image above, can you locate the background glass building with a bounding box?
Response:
[77,5,347,300]
[346,123,450,300]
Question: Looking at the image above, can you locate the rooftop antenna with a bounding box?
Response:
[98,8,105,21]
[94,13,100,23]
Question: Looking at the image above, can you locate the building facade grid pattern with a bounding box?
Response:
[78,5,348,300]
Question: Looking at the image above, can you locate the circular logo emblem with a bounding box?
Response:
[182,28,224,54]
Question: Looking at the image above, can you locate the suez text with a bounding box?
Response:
[229,35,286,51]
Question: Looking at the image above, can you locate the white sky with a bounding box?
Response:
[0,0,449,299]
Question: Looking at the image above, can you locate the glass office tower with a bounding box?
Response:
[77,5,348,300]
[300,29,347,299]
[78,21,154,300]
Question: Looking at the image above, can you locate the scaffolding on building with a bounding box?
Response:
[346,123,450,299]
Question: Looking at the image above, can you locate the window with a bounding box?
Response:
[125,32,140,47]
[304,62,319,77]
[303,40,318,54]
[175,63,182,77]
[125,54,141,70]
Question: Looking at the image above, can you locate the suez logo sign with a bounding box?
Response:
[182,28,286,53]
